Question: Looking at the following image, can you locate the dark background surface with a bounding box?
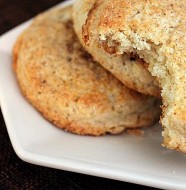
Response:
[0,0,161,189]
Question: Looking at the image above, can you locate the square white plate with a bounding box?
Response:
[0,1,186,189]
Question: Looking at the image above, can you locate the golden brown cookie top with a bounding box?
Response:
[84,0,185,60]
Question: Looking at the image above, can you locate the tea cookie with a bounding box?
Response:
[83,0,186,151]
[13,5,160,136]
[73,0,160,97]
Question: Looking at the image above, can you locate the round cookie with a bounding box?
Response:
[82,0,186,152]
[73,0,160,97]
[13,5,160,136]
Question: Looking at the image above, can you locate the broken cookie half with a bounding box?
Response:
[73,0,160,97]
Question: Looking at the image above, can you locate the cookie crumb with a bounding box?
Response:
[127,129,144,136]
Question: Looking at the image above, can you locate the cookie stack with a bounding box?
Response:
[13,3,165,148]
[73,0,186,153]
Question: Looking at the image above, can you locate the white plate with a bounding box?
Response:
[0,1,186,189]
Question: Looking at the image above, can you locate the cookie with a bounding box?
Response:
[13,5,160,136]
[82,0,186,152]
[73,0,160,97]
